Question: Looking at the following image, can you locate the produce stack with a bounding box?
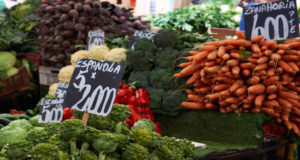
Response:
[36,0,148,67]
[126,29,189,115]
[175,31,300,136]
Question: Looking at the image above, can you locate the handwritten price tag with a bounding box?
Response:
[63,59,126,117]
[88,30,105,50]
[244,0,299,41]
[129,30,155,49]
[38,98,63,123]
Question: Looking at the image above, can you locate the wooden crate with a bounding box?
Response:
[39,66,60,86]
[208,27,237,39]
[0,66,31,97]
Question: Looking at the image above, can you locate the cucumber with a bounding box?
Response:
[0,117,11,126]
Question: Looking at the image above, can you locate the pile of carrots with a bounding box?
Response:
[175,31,300,136]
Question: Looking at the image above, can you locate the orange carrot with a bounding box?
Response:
[188,51,200,55]
[279,91,299,100]
[230,53,241,59]
[181,101,205,110]
[251,44,261,53]
[186,71,201,84]
[205,41,225,46]
[224,45,236,50]
[251,108,261,113]
[242,103,252,109]
[263,76,279,86]
[268,94,277,100]
[217,46,226,57]
[205,61,216,67]
[224,39,239,46]
[267,68,275,77]
[257,56,269,64]
[266,85,277,94]
[200,45,216,51]
[254,64,268,70]
[207,92,221,100]
[287,42,300,49]
[216,76,233,84]
[284,120,292,130]
[225,97,239,104]
[195,87,211,94]
[278,98,292,108]
[251,35,264,42]
[207,51,217,60]
[177,62,192,68]
[286,98,300,107]
[238,39,252,47]
[207,66,221,74]
[264,50,273,56]
[261,108,274,114]
[232,66,240,76]
[261,46,268,51]
[276,44,290,50]
[220,66,229,73]
[236,30,245,39]
[292,107,300,117]
[205,103,218,110]
[247,57,257,64]
[185,89,194,94]
[276,49,285,55]
[227,59,239,67]
[242,69,251,77]
[193,80,205,88]
[222,54,230,60]
[240,63,254,69]
[213,84,230,91]
[270,54,281,61]
[216,58,223,64]
[181,56,194,61]
[193,51,210,64]
[235,85,247,96]
[229,80,244,92]
[220,89,232,97]
[291,123,300,134]
[288,62,299,72]
[174,63,202,77]
[285,50,298,55]
[255,94,265,107]
[278,61,294,73]
[188,94,203,102]
[248,84,265,94]
[282,55,299,61]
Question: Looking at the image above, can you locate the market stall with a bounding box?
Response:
[0,0,299,159]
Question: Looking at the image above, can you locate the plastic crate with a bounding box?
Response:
[0,66,31,97]
[39,66,60,86]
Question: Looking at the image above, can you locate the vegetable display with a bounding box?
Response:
[175,31,300,136]
[125,29,190,115]
[149,2,238,33]
[36,0,148,67]
[0,110,195,160]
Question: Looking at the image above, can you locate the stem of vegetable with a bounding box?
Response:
[98,151,106,160]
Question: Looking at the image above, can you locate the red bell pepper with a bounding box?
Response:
[63,108,74,120]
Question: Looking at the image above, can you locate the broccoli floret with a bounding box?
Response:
[149,68,173,89]
[133,119,156,132]
[31,143,59,160]
[79,150,97,160]
[134,38,157,53]
[87,114,114,131]
[155,48,180,69]
[162,90,186,112]
[128,71,150,88]
[127,50,154,71]
[58,151,70,160]
[60,119,85,158]
[4,140,32,160]
[101,133,129,148]
[154,29,179,48]
[146,88,165,109]
[26,127,49,145]
[130,127,154,147]
[110,104,131,123]
[145,153,160,160]
[49,134,69,152]
[106,152,120,160]
[82,126,103,143]
[46,122,62,137]
[92,137,117,160]
[122,143,148,160]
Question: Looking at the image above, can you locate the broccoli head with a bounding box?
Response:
[130,127,154,147]
[101,132,129,148]
[134,38,157,53]
[106,152,120,160]
[49,134,69,152]
[155,47,180,69]
[149,68,173,89]
[162,90,186,112]
[26,127,49,145]
[87,114,114,131]
[128,71,150,88]
[82,126,103,143]
[146,88,165,110]
[145,153,160,160]
[154,29,179,48]
[122,143,149,160]
[4,140,32,160]
[31,143,59,160]
[133,119,156,132]
[127,50,154,71]
[110,104,131,123]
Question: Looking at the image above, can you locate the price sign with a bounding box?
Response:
[129,30,155,49]
[88,29,105,50]
[63,59,126,117]
[38,98,63,123]
[55,82,69,99]
[244,0,299,41]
